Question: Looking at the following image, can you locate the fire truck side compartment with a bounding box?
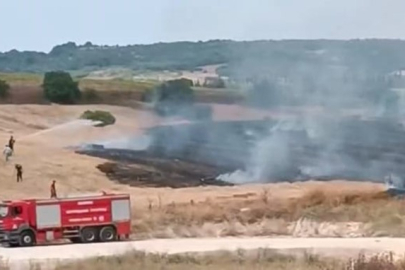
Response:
[112,199,130,222]
[36,204,61,229]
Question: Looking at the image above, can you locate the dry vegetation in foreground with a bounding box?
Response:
[17,250,405,270]
[131,188,405,238]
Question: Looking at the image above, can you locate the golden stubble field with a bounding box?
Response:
[0,103,400,241]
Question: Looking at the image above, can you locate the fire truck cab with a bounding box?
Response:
[0,192,131,247]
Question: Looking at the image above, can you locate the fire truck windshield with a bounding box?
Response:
[0,205,8,218]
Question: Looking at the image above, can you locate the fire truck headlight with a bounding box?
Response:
[12,224,17,230]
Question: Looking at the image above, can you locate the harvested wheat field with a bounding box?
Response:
[1,103,405,269]
[0,103,399,241]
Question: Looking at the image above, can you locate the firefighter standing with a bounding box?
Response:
[50,180,57,198]
[15,164,23,183]
[8,136,15,152]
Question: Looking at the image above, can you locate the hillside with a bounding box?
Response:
[2,39,405,79]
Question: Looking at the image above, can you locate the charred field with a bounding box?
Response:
[77,149,233,188]
[76,116,405,188]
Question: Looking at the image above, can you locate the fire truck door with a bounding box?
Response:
[10,204,28,229]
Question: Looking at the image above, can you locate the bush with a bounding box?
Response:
[42,71,81,104]
[148,79,195,116]
[178,78,194,87]
[0,80,10,98]
[80,110,116,127]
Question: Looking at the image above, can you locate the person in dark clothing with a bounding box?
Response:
[15,164,23,183]
[8,136,15,152]
[50,180,57,199]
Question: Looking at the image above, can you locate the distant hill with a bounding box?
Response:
[2,39,405,81]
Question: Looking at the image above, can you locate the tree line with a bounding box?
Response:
[2,40,405,79]
[0,72,212,119]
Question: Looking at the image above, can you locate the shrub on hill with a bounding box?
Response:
[42,71,81,104]
[80,110,116,127]
[0,80,10,98]
[145,78,195,116]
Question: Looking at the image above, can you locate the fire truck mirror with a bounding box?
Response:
[0,206,8,217]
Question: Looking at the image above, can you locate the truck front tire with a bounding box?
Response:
[80,227,98,243]
[99,226,116,242]
[19,231,35,247]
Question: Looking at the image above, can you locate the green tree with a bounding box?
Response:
[147,79,195,116]
[42,71,81,104]
[0,80,10,98]
[177,78,194,87]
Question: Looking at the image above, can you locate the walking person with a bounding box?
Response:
[50,180,57,199]
[15,164,23,183]
[3,145,12,162]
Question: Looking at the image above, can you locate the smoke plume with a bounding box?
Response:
[214,42,405,185]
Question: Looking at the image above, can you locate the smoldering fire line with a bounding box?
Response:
[77,116,405,187]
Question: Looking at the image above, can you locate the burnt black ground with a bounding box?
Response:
[76,149,233,188]
[77,118,405,188]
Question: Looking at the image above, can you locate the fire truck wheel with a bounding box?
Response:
[99,226,116,242]
[19,231,35,247]
[80,227,98,243]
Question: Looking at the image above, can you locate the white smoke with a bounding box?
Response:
[81,135,151,151]
[98,135,151,150]
[385,173,405,189]
[217,118,302,184]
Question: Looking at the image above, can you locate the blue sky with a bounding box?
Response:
[0,0,404,52]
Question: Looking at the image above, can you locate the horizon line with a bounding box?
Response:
[2,37,405,54]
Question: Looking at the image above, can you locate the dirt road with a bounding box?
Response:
[5,237,405,270]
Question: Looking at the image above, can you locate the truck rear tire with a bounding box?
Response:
[80,227,98,243]
[19,231,35,247]
[99,226,116,242]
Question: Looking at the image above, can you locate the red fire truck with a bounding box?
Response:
[0,192,131,247]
